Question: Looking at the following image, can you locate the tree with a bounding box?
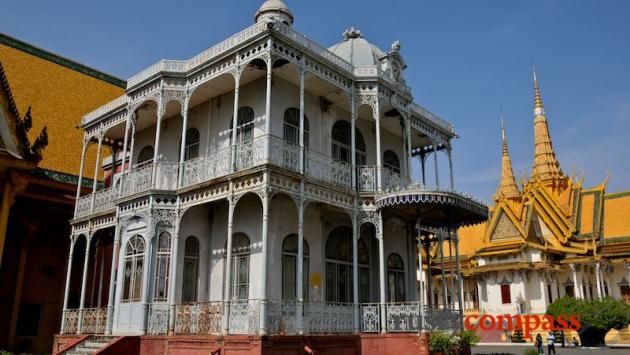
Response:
[546,296,630,346]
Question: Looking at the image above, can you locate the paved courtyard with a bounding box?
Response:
[473,344,630,355]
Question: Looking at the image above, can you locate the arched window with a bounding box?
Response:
[225,233,250,300]
[331,120,366,165]
[184,128,200,161]
[122,235,145,302]
[282,234,309,300]
[383,150,400,174]
[230,107,255,144]
[387,253,405,302]
[153,232,171,301]
[137,146,154,165]
[325,226,369,303]
[182,236,200,303]
[283,108,309,147]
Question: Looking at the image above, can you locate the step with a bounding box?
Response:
[83,341,111,347]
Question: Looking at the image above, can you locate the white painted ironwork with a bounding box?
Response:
[304,302,353,333]
[423,307,461,331]
[174,302,223,335]
[93,187,116,214]
[154,162,178,190]
[147,302,170,335]
[235,138,265,171]
[122,163,153,196]
[228,300,260,334]
[75,194,92,218]
[382,169,408,191]
[409,102,454,134]
[62,309,79,334]
[386,302,420,332]
[182,147,231,187]
[360,303,381,333]
[82,95,129,125]
[269,137,299,172]
[306,151,352,189]
[358,165,376,191]
[266,300,297,335]
[81,307,107,334]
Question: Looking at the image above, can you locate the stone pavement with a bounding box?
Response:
[473,344,630,355]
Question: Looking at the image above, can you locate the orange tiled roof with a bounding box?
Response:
[0,33,125,180]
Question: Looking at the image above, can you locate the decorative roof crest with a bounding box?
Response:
[343,27,363,40]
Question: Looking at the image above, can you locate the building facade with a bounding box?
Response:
[56,2,489,352]
[454,69,630,340]
[0,33,125,352]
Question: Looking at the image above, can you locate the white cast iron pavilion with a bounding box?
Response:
[60,0,487,337]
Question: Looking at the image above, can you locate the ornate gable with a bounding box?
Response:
[489,209,522,242]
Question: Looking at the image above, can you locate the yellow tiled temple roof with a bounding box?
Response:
[602,192,630,239]
[495,115,520,201]
[0,33,125,182]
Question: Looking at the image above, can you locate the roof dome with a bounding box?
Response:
[328,28,385,66]
[255,0,294,25]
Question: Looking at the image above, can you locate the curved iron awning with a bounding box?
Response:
[375,185,488,229]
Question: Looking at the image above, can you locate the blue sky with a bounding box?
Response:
[2,1,629,202]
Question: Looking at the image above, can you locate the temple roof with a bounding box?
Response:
[255,0,294,25]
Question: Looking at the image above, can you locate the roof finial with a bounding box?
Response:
[533,65,545,116]
[496,112,520,201]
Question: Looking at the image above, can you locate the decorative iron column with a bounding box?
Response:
[151,83,165,188]
[447,143,455,191]
[167,211,182,334]
[61,236,76,333]
[230,62,242,173]
[139,228,155,334]
[377,211,386,332]
[433,138,440,188]
[425,242,433,308]
[90,132,104,213]
[77,234,93,334]
[264,45,273,164]
[177,93,190,187]
[105,224,121,335]
[375,101,383,191]
[296,183,305,334]
[350,96,357,190]
[127,117,137,175]
[117,115,131,196]
[222,188,236,334]
[352,212,359,333]
[405,115,413,179]
[298,67,306,174]
[74,138,88,216]
[258,179,270,335]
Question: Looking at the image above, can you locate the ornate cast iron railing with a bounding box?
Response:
[92,187,116,214]
[122,162,153,197]
[266,300,298,335]
[81,307,107,334]
[75,194,92,218]
[174,302,223,335]
[182,147,231,187]
[62,309,79,334]
[304,302,353,333]
[154,162,178,190]
[228,299,260,335]
[358,165,376,191]
[269,137,300,172]
[147,302,170,335]
[306,150,352,189]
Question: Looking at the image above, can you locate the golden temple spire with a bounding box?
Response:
[496,114,520,200]
[531,66,564,182]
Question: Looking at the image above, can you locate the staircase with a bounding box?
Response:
[66,335,116,354]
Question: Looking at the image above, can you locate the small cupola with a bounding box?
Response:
[255,0,294,26]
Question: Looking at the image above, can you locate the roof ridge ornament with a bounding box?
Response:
[343,27,363,41]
